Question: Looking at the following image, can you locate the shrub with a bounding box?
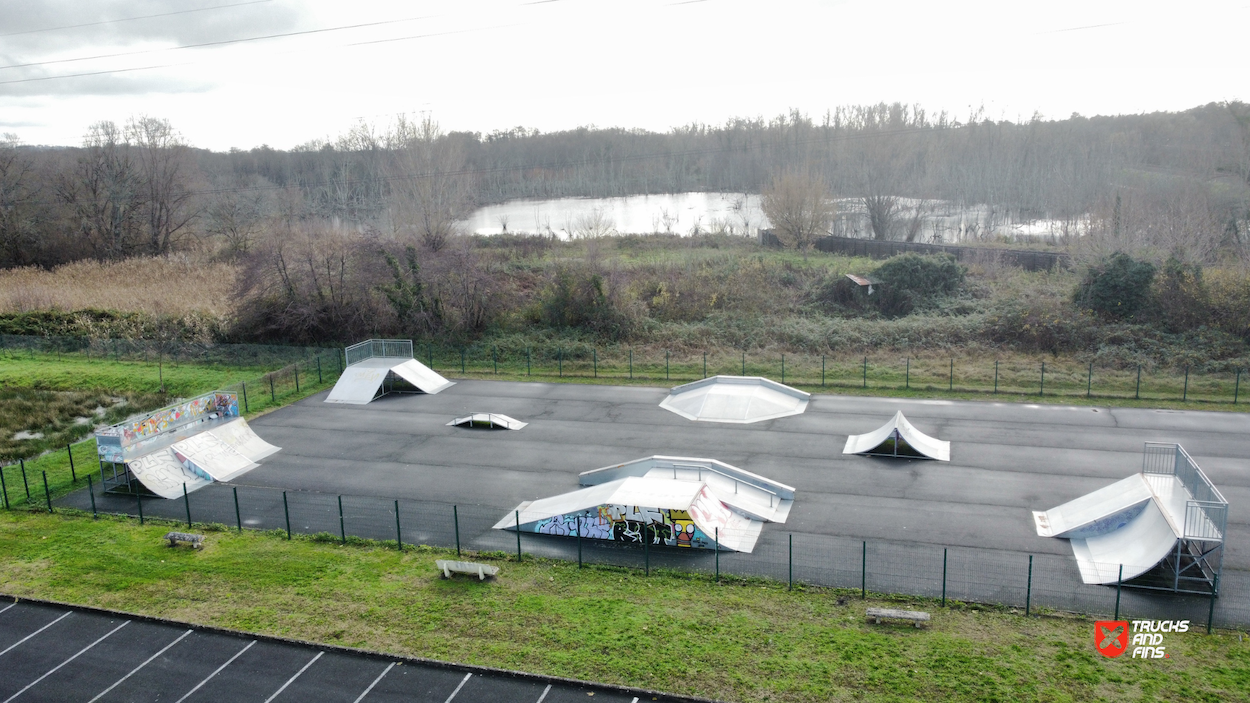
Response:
[871,253,966,317]
[1074,253,1155,321]
[536,265,639,340]
[1152,256,1209,332]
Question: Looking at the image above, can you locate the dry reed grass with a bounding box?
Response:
[0,256,238,316]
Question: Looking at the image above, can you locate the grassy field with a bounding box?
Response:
[0,510,1246,703]
[0,349,341,507]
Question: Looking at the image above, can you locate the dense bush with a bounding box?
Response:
[870,253,966,317]
[535,265,639,341]
[1074,252,1156,320]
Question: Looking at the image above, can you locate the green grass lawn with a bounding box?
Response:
[0,510,1246,703]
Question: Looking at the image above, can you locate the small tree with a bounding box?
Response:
[761,170,836,254]
[1074,252,1156,321]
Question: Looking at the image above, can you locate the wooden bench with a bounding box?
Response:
[163,532,204,550]
[436,560,499,581]
[866,607,930,628]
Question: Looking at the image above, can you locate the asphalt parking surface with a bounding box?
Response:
[0,598,690,703]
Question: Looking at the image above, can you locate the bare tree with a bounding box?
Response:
[127,116,195,255]
[387,115,472,252]
[0,134,40,266]
[761,169,836,253]
[57,121,145,260]
[204,175,270,257]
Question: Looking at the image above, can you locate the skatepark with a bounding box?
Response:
[62,342,1250,626]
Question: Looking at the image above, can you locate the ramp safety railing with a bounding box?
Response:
[345,339,414,367]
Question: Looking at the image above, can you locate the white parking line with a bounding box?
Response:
[535,684,552,702]
[2,621,128,703]
[352,662,395,703]
[0,612,72,658]
[262,651,323,703]
[87,629,193,703]
[443,673,471,702]
[0,604,15,617]
[173,640,256,703]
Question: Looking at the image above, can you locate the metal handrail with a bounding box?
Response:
[664,462,780,507]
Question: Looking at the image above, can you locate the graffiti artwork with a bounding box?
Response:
[532,503,714,549]
[95,391,239,454]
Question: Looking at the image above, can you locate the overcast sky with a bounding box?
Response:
[2,0,1247,151]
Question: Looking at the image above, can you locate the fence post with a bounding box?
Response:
[629,348,633,380]
[494,347,498,376]
[527,347,531,376]
[1115,564,1123,620]
[593,348,597,378]
[1235,369,1241,404]
[743,351,746,377]
[861,541,866,598]
[906,358,910,390]
[68,444,76,482]
[1135,365,1141,400]
[715,527,720,583]
[781,354,785,384]
[453,505,461,556]
[395,500,402,551]
[666,351,669,380]
[87,475,97,518]
[136,490,144,525]
[294,365,300,393]
[949,358,954,391]
[576,514,583,568]
[317,356,322,384]
[558,348,562,377]
[42,471,52,512]
[0,467,8,509]
[1087,363,1093,398]
[461,348,466,375]
[821,355,825,386]
[183,482,191,527]
[788,533,793,591]
[338,495,346,544]
[269,375,275,403]
[644,524,650,575]
[283,491,291,539]
[233,487,241,532]
[1025,555,1033,616]
[515,510,521,561]
[703,352,707,379]
[1208,573,1219,634]
[21,459,30,500]
[941,548,947,607]
[428,342,434,369]
[994,360,999,394]
[1183,365,1189,401]
[242,382,248,413]
[862,357,867,388]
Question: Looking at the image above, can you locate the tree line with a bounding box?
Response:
[1,102,1248,271]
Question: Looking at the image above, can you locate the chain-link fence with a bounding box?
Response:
[40,481,1245,632]
[0,347,344,505]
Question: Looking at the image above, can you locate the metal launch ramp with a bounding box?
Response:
[843,411,951,461]
[325,339,453,404]
[1034,442,1227,594]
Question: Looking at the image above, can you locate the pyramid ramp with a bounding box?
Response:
[659,376,808,424]
[843,411,950,461]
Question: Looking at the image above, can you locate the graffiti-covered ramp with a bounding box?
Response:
[578,455,794,523]
[493,477,764,552]
[659,376,809,424]
[843,411,950,461]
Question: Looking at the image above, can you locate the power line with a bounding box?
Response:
[0,1,274,38]
[0,12,439,71]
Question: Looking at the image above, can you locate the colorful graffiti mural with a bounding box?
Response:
[95,391,239,462]
[532,503,714,549]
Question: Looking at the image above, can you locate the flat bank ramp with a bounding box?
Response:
[1032,474,1153,538]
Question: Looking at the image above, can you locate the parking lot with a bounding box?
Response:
[0,598,690,703]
